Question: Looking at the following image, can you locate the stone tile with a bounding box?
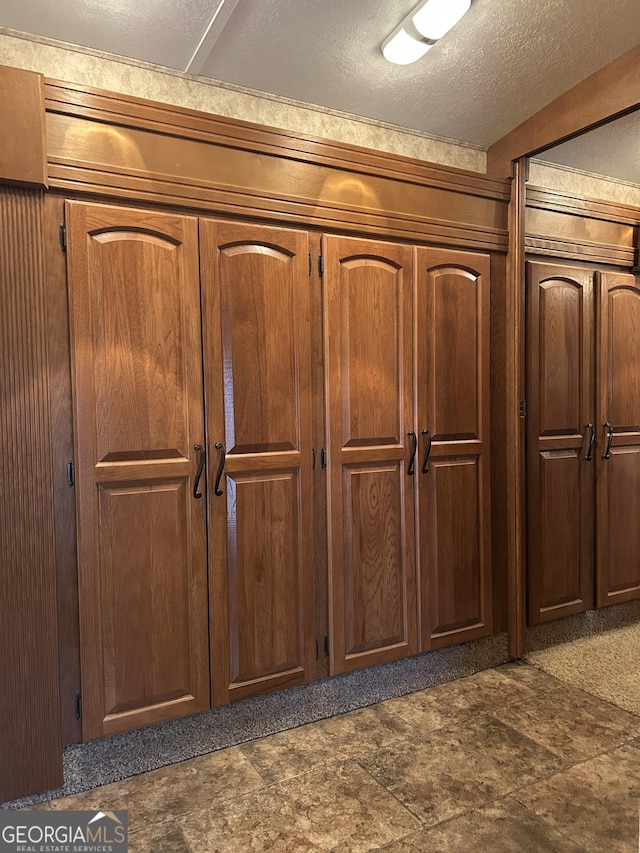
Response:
[49,748,264,831]
[383,668,536,733]
[240,703,414,784]
[514,743,640,853]
[129,821,192,853]
[496,661,564,693]
[178,760,420,852]
[373,796,587,852]
[360,714,564,827]
[492,685,640,762]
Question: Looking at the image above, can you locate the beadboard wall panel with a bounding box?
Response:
[0,187,62,802]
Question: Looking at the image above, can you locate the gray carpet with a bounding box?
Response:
[2,632,508,810]
[527,602,640,716]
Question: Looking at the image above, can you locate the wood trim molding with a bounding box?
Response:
[525,188,637,268]
[506,158,527,659]
[526,186,640,226]
[44,79,510,202]
[46,158,508,252]
[524,236,635,268]
[0,66,47,187]
[487,44,640,177]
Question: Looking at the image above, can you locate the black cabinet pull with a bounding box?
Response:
[193,444,205,499]
[603,422,614,460]
[214,441,226,496]
[585,423,595,461]
[407,430,417,475]
[421,428,432,474]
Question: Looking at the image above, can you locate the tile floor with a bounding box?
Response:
[33,662,640,851]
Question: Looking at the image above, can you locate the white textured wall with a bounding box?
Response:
[530,160,640,208]
[0,29,486,173]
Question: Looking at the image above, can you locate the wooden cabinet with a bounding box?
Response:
[324,237,492,670]
[596,271,640,607]
[526,262,595,624]
[323,236,417,673]
[66,200,496,736]
[526,261,640,624]
[200,220,316,703]
[66,201,210,739]
[416,247,493,649]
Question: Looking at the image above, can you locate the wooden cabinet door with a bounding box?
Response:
[596,271,640,607]
[323,235,417,673]
[200,220,316,705]
[66,201,210,740]
[526,262,595,624]
[415,247,492,649]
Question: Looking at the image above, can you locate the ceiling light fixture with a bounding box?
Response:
[382,0,471,66]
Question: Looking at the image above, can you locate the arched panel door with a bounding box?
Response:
[323,235,417,673]
[416,247,492,648]
[526,261,595,625]
[200,220,316,705]
[597,271,640,607]
[66,201,209,740]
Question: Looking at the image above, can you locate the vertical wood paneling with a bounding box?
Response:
[0,187,62,802]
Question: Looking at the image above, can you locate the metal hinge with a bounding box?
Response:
[75,692,82,720]
[59,224,67,252]
[67,460,75,487]
[519,400,527,418]
[320,448,327,469]
[318,254,324,276]
[323,635,330,657]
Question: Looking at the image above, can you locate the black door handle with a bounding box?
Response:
[193,444,205,499]
[214,441,226,496]
[407,430,417,475]
[585,423,595,461]
[421,428,432,474]
[603,422,614,460]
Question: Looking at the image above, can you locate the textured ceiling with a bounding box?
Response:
[536,112,640,186]
[1,0,639,178]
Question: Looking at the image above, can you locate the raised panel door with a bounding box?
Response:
[526,262,595,624]
[324,235,416,673]
[597,271,640,607]
[200,220,315,705]
[66,201,209,739]
[416,247,492,648]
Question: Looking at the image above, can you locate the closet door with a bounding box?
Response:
[415,247,492,649]
[526,262,595,624]
[66,201,209,740]
[324,235,417,673]
[200,220,316,705]
[597,271,640,607]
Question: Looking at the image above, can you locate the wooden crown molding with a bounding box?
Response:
[44,78,510,203]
